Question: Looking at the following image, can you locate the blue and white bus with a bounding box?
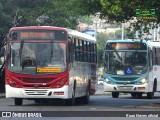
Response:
[103,39,160,99]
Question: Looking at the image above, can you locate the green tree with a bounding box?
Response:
[115,29,122,39]
[0,0,15,48]
[80,0,160,39]
[0,0,92,47]
[126,29,136,39]
[115,29,135,39]
[79,16,93,25]
[99,0,160,39]
[12,0,83,28]
[96,32,114,67]
[100,0,159,22]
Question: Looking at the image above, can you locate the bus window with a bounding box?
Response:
[11,31,18,40]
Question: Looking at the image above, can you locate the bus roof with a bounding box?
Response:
[147,41,160,47]
[9,26,96,43]
[106,39,147,44]
[106,39,160,48]
[67,29,96,43]
[9,26,67,31]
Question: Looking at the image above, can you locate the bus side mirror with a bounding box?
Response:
[0,47,5,57]
[104,51,108,59]
[149,49,153,70]
[11,32,18,40]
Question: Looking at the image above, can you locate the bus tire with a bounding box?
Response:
[147,82,156,99]
[147,92,154,99]
[112,92,119,98]
[131,93,136,98]
[66,82,76,106]
[137,93,142,98]
[82,82,90,104]
[15,98,23,106]
[66,90,75,106]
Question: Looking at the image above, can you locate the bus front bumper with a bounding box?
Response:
[5,85,71,99]
[103,82,149,93]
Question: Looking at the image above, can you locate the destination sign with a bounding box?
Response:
[37,67,61,72]
[20,31,55,39]
[10,30,67,40]
[106,43,147,50]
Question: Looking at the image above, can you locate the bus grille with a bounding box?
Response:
[20,78,53,83]
[112,77,138,81]
[25,90,48,95]
[117,86,133,91]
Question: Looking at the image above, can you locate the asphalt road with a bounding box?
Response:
[0,84,160,119]
[1,93,160,111]
[0,85,160,111]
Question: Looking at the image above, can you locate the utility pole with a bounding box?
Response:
[157,24,160,41]
[153,28,156,41]
[95,12,100,38]
[121,23,124,40]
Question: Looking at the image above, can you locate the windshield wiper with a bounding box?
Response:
[104,51,110,71]
[35,43,38,75]
[50,40,53,63]
[19,40,24,69]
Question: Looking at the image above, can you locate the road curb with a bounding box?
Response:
[0,93,5,99]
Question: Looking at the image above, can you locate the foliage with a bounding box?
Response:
[100,0,160,22]
[76,0,102,15]
[126,29,136,39]
[81,0,160,39]
[99,0,160,39]
[107,22,121,28]
[0,0,14,47]
[96,32,114,67]
[0,58,2,65]
[12,0,84,28]
[115,29,122,39]
[115,29,135,39]
[0,0,91,47]
[0,0,159,48]
[79,16,93,25]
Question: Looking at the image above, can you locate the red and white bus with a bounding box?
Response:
[5,26,97,105]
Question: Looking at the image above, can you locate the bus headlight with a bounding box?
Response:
[105,78,111,84]
[141,78,147,84]
[6,77,22,88]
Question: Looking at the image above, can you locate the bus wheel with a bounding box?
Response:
[66,84,76,106]
[82,85,90,104]
[131,93,136,98]
[66,90,75,105]
[15,98,23,106]
[147,92,154,99]
[137,93,142,98]
[147,83,156,99]
[112,92,119,98]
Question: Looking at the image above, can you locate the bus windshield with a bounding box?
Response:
[104,50,147,75]
[8,42,67,75]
